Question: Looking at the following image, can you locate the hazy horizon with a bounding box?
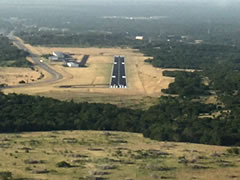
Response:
[0,0,239,38]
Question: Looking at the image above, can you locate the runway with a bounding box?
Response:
[110,56,127,88]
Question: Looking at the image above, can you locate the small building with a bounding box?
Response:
[53,52,65,59]
[67,62,79,67]
[65,58,77,62]
[181,35,189,39]
[49,56,60,61]
[136,36,144,40]
[195,40,204,44]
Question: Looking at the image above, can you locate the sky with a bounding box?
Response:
[0,0,238,9]
[0,0,239,19]
[0,0,238,5]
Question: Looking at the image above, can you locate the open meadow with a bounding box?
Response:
[0,130,239,180]
[0,67,47,86]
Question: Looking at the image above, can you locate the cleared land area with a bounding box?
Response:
[0,130,239,180]
[3,41,177,107]
[0,67,46,86]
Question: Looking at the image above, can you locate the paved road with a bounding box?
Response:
[110,56,127,88]
[2,35,63,89]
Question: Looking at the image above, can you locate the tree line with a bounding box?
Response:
[141,42,240,69]
[0,92,240,146]
[0,36,31,67]
[16,31,144,48]
[162,71,209,97]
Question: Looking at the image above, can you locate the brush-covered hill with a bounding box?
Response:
[0,130,239,180]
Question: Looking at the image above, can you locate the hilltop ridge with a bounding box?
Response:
[0,130,239,180]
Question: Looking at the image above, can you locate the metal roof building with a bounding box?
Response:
[53,52,65,59]
[67,62,79,67]
[49,56,60,61]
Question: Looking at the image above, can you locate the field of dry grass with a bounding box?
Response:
[0,130,239,180]
[3,42,177,107]
[0,67,43,86]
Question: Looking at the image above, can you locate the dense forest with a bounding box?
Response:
[138,41,240,146]
[0,36,31,67]
[161,71,209,97]
[1,92,239,146]
[141,42,240,69]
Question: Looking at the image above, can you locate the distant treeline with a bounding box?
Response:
[17,31,144,47]
[0,92,240,146]
[141,42,240,69]
[0,36,31,67]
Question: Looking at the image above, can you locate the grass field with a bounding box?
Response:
[0,130,239,180]
[0,67,43,86]
[3,42,176,108]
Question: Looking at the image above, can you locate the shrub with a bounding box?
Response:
[0,171,12,180]
[227,147,240,155]
[56,161,72,168]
